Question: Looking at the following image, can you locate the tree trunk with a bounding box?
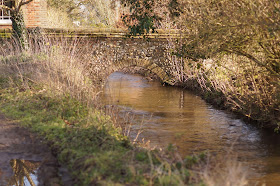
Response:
[11,10,29,51]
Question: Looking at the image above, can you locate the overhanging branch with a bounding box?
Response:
[17,0,33,13]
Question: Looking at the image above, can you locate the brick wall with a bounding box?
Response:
[0,0,47,29]
[22,0,47,28]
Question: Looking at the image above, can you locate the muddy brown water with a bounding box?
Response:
[102,72,280,186]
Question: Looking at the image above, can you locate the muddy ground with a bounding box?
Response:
[0,113,72,185]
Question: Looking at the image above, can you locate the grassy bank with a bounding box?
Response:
[0,36,249,185]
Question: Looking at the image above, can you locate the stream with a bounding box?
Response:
[102,72,280,186]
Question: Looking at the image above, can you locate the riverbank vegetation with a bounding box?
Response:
[0,36,248,185]
[122,0,280,130]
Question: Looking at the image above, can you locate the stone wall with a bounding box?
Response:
[78,35,178,84]
[41,28,181,84]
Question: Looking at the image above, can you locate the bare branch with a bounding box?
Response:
[17,0,33,13]
[19,0,34,7]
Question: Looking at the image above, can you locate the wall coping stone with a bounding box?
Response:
[0,27,184,39]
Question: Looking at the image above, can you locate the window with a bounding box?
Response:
[0,0,13,25]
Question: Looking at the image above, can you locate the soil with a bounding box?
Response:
[0,113,73,185]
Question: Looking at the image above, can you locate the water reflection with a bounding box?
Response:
[6,159,40,186]
[102,72,280,185]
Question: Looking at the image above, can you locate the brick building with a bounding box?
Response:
[0,0,47,29]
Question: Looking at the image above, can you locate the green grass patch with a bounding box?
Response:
[0,84,131,184]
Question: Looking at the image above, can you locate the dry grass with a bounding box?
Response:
[200,152,248,186]
[0,35,113,105]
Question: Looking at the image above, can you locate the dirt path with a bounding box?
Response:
[0,113,72,185]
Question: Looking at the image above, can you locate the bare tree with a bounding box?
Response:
[0,0,33,50]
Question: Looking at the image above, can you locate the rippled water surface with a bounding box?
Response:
[102,72,280,185]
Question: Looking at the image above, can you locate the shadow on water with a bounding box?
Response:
[101,72,280,186]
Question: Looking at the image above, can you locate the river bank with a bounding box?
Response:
[0,77,211,185]
[102,71,280,185]
[126,65,279,132]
